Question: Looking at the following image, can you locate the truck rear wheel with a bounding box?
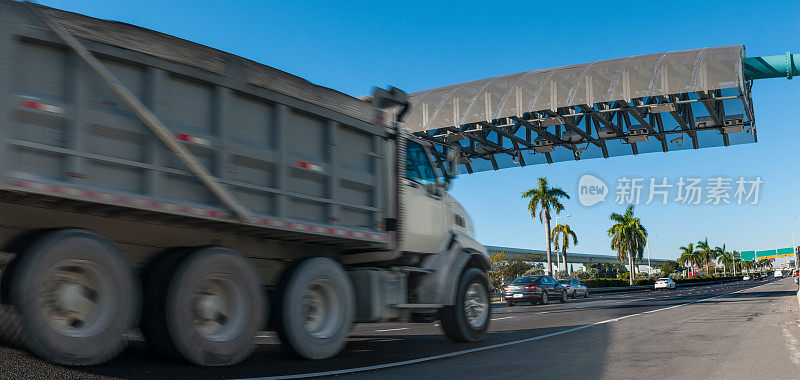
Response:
[274,257,354,359]
[440,268,490,342]
[9,229,140,365]
[141,247,264,366]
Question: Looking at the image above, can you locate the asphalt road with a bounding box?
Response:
[1,278,798,379]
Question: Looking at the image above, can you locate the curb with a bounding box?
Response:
[796,278,799,307]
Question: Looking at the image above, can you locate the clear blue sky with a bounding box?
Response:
[38,0,800,262]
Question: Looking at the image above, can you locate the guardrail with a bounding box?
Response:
[491,278,745,299]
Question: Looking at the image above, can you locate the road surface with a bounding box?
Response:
[1,278,798,379]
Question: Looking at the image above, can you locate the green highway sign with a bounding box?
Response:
[756,249,776,259]
[740,251,756,261]
[739,248,795,261]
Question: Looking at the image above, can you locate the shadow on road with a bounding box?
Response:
[1,282,790,379]
[0,322,613,380]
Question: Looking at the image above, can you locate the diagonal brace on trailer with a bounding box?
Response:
[27,3,253,222]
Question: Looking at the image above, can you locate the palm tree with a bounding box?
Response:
[713,244,727,275]
[522,177,569,275]
[608,205,648,286]
[552,224,578,274]
[696,238,713,274]
[717,246,733,276]
[731,250,740,275]
[742,259,754,273]
[678,243,695,277]
[757,258,773,271]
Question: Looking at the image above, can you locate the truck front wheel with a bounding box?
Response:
[440,268,491,342]
[9,229,140,365]
[274,257,354,359]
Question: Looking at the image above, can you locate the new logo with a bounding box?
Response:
[578,174,608,207]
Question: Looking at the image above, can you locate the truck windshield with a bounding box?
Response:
[405,140,437,185]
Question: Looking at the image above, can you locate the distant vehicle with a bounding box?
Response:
[752,273,764,281]
[774,270,783,278]
[504,275,568,306]
[743,275,751,281]
[558,279,589,298]
[654,278,676,290]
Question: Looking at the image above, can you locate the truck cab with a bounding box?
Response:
[401,138,475,254]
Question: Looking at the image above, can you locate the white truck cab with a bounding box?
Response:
[401,139,477,254]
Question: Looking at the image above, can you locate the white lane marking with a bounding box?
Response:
[374,327,410,333]
[568,314,603,323]
[242,283,768,380]
[256,334,271,338]
[491,316,517,321]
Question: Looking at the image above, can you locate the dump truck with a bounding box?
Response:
[3,0,797,369]
[0,2,491,366]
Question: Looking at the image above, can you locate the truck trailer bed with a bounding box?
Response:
[0,1,390,247]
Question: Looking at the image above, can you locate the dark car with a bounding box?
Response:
[752,273,764,281]
[504,275,568,306]
[558,279,589,298]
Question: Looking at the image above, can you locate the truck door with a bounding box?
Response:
[401,140,447,253]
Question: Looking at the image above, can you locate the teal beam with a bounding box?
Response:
[743,52,799,80]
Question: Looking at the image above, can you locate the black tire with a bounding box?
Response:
[540,291,548,305]
[507,302,515,307]
[140,247,193,360]
[274,257,354,359]
[143,247,264,366]
[9,229,140,365]
[440,268,491,343]
[584,290,589,298]
[560,290,568,303]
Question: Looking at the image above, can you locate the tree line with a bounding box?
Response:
[491,176,771,291]
[675,240,772,277]
[522,177,648,286]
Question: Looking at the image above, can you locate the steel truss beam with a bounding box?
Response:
[411,90,751,172]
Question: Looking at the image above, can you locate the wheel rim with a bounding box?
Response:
[463,282,488,329]
[191,275,247,342]
[302,279,341,339]
[542,292,547,303]
[39,259,114,337]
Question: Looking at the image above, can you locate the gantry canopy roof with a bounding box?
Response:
[486,246,671,265]
[399,46,756,174]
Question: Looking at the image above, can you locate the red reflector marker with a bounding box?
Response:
[174,133,210,146]
[296,161,322,172]
[19,99,65,114]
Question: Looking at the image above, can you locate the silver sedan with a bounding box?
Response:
[558,279,589,298]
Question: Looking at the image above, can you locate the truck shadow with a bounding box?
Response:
[52,324,614,379]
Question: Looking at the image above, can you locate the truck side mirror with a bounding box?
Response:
[425,182,441,196]
[372,86,409,122]
[442,145,459,191]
